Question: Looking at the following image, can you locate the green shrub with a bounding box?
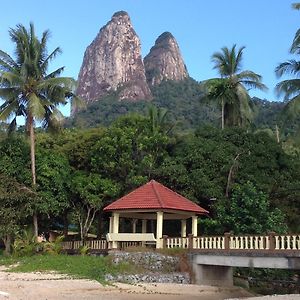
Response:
[42,236,64,255]
[12,229,40,257]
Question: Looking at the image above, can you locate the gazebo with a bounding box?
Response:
[103,180,209,248]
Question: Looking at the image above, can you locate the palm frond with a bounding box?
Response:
[8,117,17,133]
[275,79,300,100]
[275,60,300,78]
[292,3,300,10]
[70,94,85,111]
[41,47,62,73]
[28,93,45,119]
[291,29,300,54]
[0,100,19,121]
[0,50,18,71]
[211,44,245,77]
[42,106,64,131]
[45,67,65,79]
[235,45,245,73]
[236,84,253,124]
[0,87,19,98]
[0,71,23,86]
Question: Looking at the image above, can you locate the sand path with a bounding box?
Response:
[0,267,298,300]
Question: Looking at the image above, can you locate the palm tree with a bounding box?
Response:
[275,4,300,122]
[202,45,267,128]
[0,23,79,236]
[147,105,174,135]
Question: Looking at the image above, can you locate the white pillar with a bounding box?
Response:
[109,216,113,233]
[181,219,187,237]
[142,220,147,233]
[141,219,147,247]
[192,215,198,237]
[132,219,137,233]
[112,212,119,233]
[156,211,164,248]
[112,212,119,249]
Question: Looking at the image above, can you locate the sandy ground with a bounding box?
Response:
[0,266,298,300]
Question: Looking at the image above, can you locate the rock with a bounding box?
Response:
[76,11,152,109]
[144,32,189,86]
[105,272,190,284]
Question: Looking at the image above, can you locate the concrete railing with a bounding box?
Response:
[61,233,300,252]
[163,233,300,251]
[62,239,108,250]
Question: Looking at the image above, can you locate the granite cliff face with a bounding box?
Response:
[76,11,152,105]
[144,32,189,86]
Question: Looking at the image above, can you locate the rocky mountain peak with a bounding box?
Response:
[144,31,189,86]
[75,11,152,109]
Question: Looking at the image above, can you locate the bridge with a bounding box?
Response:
[61,232,300,286]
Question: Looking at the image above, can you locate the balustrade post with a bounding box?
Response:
[162,235,168,249]
[268,231,276,251]
[188,234,194,249]
[224,232,231,250]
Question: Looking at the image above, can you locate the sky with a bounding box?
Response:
[0,0,299,117]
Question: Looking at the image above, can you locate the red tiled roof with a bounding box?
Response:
[103,180,208,214]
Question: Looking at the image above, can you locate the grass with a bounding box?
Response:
[0,254,135,284]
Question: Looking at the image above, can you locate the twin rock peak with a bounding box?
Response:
[76,11,188,105]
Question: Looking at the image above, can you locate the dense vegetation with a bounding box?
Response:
[1,117,299,253]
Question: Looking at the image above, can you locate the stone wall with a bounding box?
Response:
[106,250,191,284]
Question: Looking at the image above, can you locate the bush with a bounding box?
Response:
[42,236,64,255]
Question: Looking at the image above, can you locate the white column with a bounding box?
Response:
[112,212,119,233]
[112,212,119,249]
[156,211,164,248]
[141,219,147,247]
[132,219,137,233]
[181,219,187,237]
[109,216,113,233]
[142,220,147,233]
[192,215,198,237]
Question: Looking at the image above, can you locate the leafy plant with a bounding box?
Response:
[78,244,90,256]
[43,235,64,255]
[12,229,40,257]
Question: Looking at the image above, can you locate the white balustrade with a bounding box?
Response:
[62,234,300,252]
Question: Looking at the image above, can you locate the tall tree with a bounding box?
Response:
[202,45,267,128]
[0,23,79,236]
[0,173,35,255]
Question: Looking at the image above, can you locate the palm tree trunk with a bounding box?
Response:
[221,99,225,130]
[225,153,242,197]
[28,114,38,237]
[275,124,280,143]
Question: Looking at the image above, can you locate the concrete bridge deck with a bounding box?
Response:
[188,250,300,286]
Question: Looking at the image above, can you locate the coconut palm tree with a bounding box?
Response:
[0,23,80,236]
[147,105,174,135]
[202,45,267,128]
[275,4,300,121]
